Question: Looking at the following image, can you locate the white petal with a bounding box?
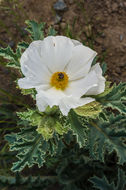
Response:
[36,88,65,112]
[18,77,38,89]
[36,88,94,116]
[40,36,74,73]
[20,40,51,84]
[85,63,106,95]
[36,84,51,91]
[64,70,98,97]
[18,77,51,90]
[36,97,48,112]
[59,96,95,116]
[71,39,82,46]
[18,36,75,90]
[65,45,97,80]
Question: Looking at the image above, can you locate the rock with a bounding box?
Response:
[124,2,126,7]
[21,26,29,37]
[101,23,107,28]
[53,0,67,11]
[119,2,124,8]
[113,72,119,77]
[115,67,121,74]
[8,41,14,48]
[69,0,74,4]
[123,44,126,48]
[102,46,106,52]
[62,18,65,22]
[60,22,66,29]
[118,62,126,67]
[111,3,118,11]
[119,34,123,42]
[122,71,126,77]
[101,32,106,38]
[54,14,62,24]
[54,24,60,31]
[2,68,10,74]
[95,37,102,45]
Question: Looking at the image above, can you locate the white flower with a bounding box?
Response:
[18,36,105,115]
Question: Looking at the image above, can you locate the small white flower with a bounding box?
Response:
[18,36,105,115]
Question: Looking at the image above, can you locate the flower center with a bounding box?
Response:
[50,72,69,90]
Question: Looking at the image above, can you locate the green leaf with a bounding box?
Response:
[96,82,126,114]
[0,46,17,61]
[65,24,73,39]
[54,121,68,135]
[17,109,43,126]
[48,26,57,36]
[5,122,66,172]
[92,56,99,66]
[25,20,45,40]
[20,88,37,99]
[37,115,69,140]
[17,109,69,141]
[68,110,87,148]
[96,81,113,98]
[5,126,46,172]
[17,41,29,50]
[44,106,59,115]
[63,184,82,190]
[74,101,102,118]
[91,56,107,75]
[88,113,126,164]
[89,175,115,190]
[0,46,20,69]
[101,62,107,75]
[89,169,126,190]
[37,115,56,140]
[0,173,57,189]
[116,168,126,190]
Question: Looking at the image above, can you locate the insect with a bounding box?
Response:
[58,72,64,80]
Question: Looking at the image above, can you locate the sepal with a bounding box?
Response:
[17,108,69,141]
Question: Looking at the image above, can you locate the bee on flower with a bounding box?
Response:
[18,36,105,115]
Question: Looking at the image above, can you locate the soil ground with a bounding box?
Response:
[0,0,126,89]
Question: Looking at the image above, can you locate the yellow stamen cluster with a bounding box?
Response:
[50,72,69,90]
